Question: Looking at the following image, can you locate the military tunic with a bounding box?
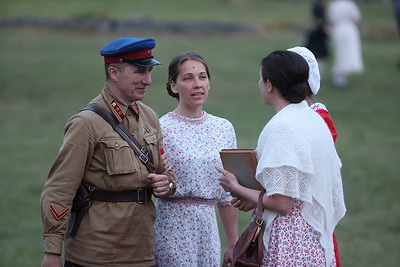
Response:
[40,86,167,267]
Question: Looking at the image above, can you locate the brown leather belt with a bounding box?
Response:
[89,187,153,204]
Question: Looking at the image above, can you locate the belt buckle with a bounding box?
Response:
[139,154,149,164]
[137,188,147,204]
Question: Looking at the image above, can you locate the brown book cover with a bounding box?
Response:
[219,149,262,190]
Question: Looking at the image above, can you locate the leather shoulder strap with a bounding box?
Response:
[82,105,156,173]
[256,189,265,222]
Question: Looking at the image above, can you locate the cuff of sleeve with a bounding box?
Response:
[217,200,232,208]
[43,233,64,255]
[166,170,177,195]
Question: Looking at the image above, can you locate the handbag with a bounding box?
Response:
[233,190,265,267]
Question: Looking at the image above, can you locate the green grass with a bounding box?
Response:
[0,0,399,266]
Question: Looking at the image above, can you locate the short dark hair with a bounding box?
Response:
[104,63,126,81]
[166,52,211,100]
[261,50,309,103]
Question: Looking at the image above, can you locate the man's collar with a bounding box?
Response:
[102,85,140,122]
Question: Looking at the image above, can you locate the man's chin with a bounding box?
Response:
[133,91,146,101]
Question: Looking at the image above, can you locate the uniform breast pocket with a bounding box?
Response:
[143,133,157,147]
[143,133,160,168]
[100,138,138,176]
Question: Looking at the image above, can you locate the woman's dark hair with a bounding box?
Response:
[166,52,211,100]
[260,50,309,103]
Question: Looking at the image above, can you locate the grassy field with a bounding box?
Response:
[0,0,399,266]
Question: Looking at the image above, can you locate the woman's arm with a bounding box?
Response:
[218,204,238,267]
[217,167,295,215]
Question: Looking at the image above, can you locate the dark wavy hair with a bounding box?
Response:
[166,52,211,100]
[260,50,309,103]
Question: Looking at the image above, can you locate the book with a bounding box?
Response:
[219,149,262,190]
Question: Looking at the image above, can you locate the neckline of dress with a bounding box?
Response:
[168,111,208,123]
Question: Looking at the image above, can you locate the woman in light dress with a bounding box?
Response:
[328,0,363,88]
[154,52,238,267]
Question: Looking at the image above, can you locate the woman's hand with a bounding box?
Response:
[231,197,257,212]
[216,167,240,194]
[160,148,172,172]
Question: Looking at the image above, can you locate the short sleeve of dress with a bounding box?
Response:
[216,119,237,206]
[257,166,313,203]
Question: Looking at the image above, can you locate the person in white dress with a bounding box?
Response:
[328,0,363,88]
[218,50,346,266]
[154,51,238,267]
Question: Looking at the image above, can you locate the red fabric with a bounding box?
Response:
[103,49,153,63]
[333,233,341,267]
[315,109,337,144]
[315,108,340,267]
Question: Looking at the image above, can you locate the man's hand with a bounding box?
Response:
[42,253,62,267]
[147,173,171,197]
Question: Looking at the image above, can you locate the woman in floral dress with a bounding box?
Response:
[218,50,346,266]
[154,52,238,267]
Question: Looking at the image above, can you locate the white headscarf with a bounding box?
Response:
[287,46,321,95]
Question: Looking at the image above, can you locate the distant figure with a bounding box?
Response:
[305,0,330,79]
[394,0,400,69]
[395,0,400,34]
[327,0,363,88]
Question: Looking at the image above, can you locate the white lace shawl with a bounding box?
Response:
[255,101,346,266]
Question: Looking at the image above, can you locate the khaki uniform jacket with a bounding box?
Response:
[40,87,169,267]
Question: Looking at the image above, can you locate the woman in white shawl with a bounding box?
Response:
[218,50,346,266]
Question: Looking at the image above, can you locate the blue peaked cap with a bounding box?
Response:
[100,37,161,67]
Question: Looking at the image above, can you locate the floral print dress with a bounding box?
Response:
[154,112,236,267]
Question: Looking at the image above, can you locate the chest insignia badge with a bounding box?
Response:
[142,125,151,135]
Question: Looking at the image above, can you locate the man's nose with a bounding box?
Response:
[142,72,152,85]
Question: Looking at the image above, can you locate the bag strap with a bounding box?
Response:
[256,190,265,222]
[82,104,156,173]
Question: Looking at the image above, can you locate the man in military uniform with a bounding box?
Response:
[40,37,176,267]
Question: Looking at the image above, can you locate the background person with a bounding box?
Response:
[40,37,176,267]
[287,46,337,144]
[288,46,340,266]
[394,0,400,69]
[218,50,346,266]
[154,52,238,267]
[327,0,363,88]
[305,0,330,79]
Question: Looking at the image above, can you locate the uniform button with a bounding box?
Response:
[115,143,119,147]
[127,111,131,116]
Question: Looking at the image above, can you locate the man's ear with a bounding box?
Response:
[108,66,119,81]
